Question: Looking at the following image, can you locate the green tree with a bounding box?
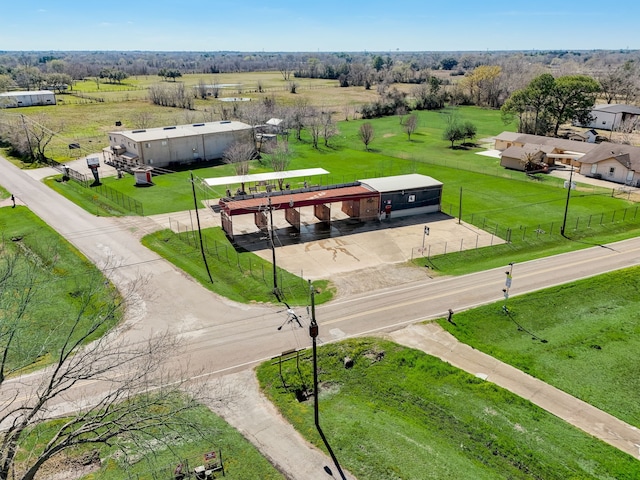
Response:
[442,122,464,148]
[461,120,477,144]
[501,73,599,136]
[548,75,600,136]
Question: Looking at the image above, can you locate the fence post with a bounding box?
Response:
[522,226,526,241]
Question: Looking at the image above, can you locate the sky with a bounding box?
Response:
[1,0,639,52]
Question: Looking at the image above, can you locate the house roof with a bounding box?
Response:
[358,174,442,192]
[111,121,252,143]
[593,104,640,115]
[494,131,522,142]
[500,132,598,154]
[501,145,549,160]
[576,143,640,171]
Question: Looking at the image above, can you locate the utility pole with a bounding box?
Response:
[268,197,280,300]
[308,282,347,480]
[560,164,575,237]
[191,172,213,283]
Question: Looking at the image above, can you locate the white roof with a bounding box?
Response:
[266,118,283,126]
[0,90,55,97]
[204,168,329,187]
[359,174,442,192]
[112,121,252,143]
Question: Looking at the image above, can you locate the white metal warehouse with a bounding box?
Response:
[0,90,56,108]
[104,120,253,169]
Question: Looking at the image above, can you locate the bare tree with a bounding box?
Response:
[266,143,292,190]
[0,252,207,480]
[359,122,375,151]
[307,109,322,149]
[131,111,155,130]
[2,113,65,163]
[197,78,209,99]
[222,141,256,192]
[404,113,418,141]
[321,112,338,147]
[286,98,310,141]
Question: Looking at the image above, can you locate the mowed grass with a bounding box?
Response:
[142,227,334,306]
[0,206,120,373]
[257,338,640,480]
[436,265,640,428]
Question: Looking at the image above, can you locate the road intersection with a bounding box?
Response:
[2,157,640,477]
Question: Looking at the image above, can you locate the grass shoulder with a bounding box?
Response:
[142,227,334,306]
[436,265,640,428]
[257,337,640,479]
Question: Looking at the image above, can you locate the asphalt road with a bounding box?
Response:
[3,157,640,475]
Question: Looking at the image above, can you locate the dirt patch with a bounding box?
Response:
[329,262,434,298]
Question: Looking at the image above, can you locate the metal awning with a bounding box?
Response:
[204,168,328,187]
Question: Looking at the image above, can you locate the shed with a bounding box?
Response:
[358,174,443,218]
[0,90,56,108]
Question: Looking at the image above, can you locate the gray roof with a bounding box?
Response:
[359,174,442,192]
[577,143,640,170]
[593,104,640,115]
[505,133,598,154]
[495,131,522,142]
[111,121,252,143]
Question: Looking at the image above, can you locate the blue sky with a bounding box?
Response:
[1,1,638,52]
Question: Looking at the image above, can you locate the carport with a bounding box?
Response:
[217,183,380,239]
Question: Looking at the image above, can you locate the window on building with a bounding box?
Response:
[145,143,151,148]
[590,164,597,174]
[161,140,168,146]
[609,167,615,176]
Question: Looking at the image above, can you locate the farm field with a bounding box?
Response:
[257,336,640,480]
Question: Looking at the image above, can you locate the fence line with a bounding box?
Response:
[168,218,307,293]
[45,159,144,215]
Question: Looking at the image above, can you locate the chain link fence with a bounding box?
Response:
[169,218,307,294]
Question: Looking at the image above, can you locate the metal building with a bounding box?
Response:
[0,90,56,108]
[104,120,253,169]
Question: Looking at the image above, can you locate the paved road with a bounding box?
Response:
[3,157,640,475]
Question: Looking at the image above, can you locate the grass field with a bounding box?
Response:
[437,265,640,428]
[257,337,640,480]
[141,227,333,306]
[0,206,119,373]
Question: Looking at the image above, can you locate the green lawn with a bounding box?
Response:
[257,338,640,480]
[0,206,119,373]
[142,227,333,306]
[437,265,640,428]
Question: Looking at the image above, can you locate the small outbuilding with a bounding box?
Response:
[359,174,443,219]
[0,90,56,108]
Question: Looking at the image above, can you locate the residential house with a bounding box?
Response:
[575,143,640,186]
